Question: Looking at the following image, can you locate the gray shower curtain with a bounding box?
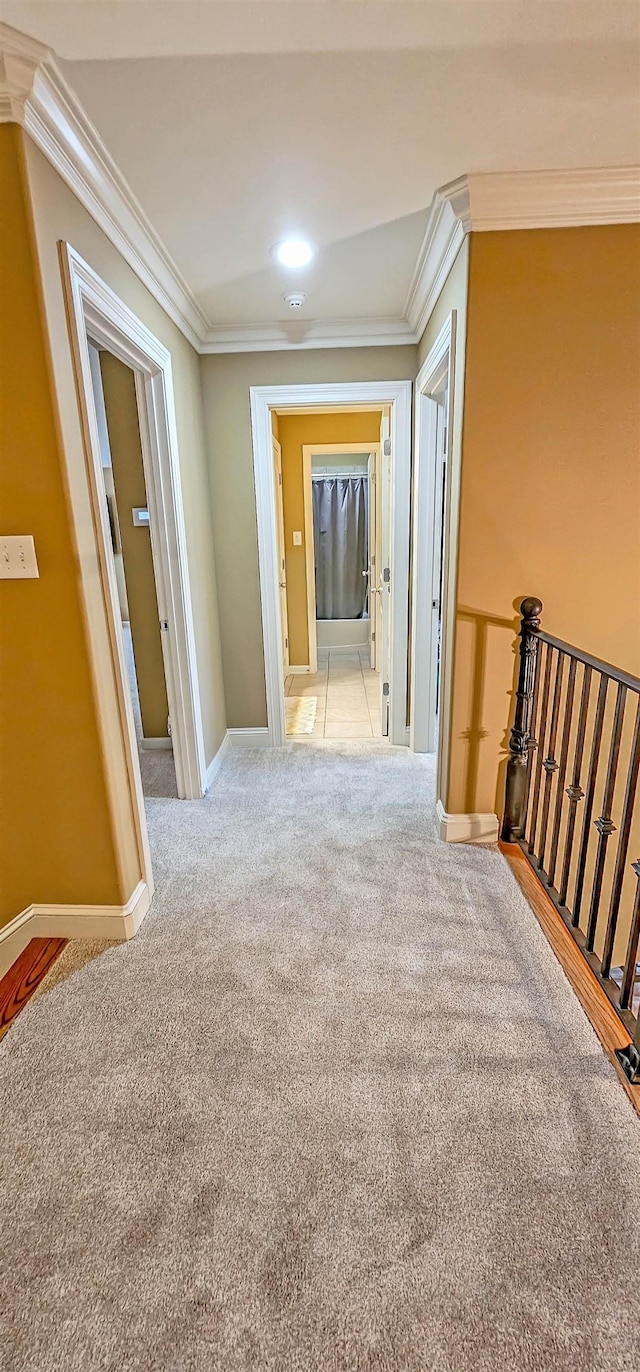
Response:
[312,475,368,620]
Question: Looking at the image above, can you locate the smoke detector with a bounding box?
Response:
[284,292,307,310]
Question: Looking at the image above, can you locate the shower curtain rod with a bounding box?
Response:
[311,471,369,480]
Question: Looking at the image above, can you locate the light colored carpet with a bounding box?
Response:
[1,744,639,1372]
[285,694,318,736]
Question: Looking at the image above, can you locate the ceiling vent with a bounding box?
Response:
[283,292,307,310]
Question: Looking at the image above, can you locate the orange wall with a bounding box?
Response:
[447,224,640,818]
[277,411,382,665]
[0,125,120,926]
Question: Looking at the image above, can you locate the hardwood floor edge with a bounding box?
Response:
[0,937,67,1042]
[499,841,640,1119]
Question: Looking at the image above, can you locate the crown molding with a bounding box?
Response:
[200,315,418,353]
[406,165,640,342]
[2,24,638,358]
[465,166,640,231]
[0,22,208,349]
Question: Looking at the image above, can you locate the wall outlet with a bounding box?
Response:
[292,530,303,546]
[0,536,39,579]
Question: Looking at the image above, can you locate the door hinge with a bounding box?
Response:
[371,632,375,641]
[383,566,390,584]
[382,681,390,697]
[383,438,391,457]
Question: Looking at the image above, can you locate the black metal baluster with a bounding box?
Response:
[600,696,640,977]
[502,598,543,842]
[619,862,640,1011]
[538,651,564,873]
[523,635,544,820]
[572,674,609,928]
[559,664,592,907]
[547,657,577,890]
[585,682,626,951]
[616,859,640,1082]
[528,643,553,856]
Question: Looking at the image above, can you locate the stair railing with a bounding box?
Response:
[503,598,640,1083]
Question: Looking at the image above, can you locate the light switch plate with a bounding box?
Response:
[0,535,39,579]
[292,530,303,546]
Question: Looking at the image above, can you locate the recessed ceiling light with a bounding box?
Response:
[273,238,315,269]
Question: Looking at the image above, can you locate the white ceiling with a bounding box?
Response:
[5,2,640,332]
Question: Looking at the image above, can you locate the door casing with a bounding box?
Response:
[249,382,412,747]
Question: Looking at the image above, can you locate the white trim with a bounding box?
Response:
[60,243,208,873]
[250,382,412,748]
[405,184,467,339]
[464,166,640,231]
[0,23,206,349]
[204,731,229,790]
[410,314,457,757]
[201,317,417,353]
[287,665,312,676]
[227,727,271,748]
[0,881,151,979]
[140,737,172,751]
[436,801,499,846]
[2,25,637,359]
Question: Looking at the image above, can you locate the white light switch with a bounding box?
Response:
[0,535,39,579]
[292,530,303,546]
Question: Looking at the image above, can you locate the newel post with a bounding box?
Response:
[502,597,543,842]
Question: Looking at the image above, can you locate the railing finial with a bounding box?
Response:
[502,597,543,842]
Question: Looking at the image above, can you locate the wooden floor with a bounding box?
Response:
[0,938,67,1042]
[500,841,640,1117]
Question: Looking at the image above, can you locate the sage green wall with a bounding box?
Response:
[200,347,418,728]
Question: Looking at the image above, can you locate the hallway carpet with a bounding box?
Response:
[1,745,639,1372]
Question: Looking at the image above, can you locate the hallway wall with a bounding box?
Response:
[21,134,227,772]
[447,224,640,820]
[201,347,417,728]
[0,124,120,926]
[278,410,382,667]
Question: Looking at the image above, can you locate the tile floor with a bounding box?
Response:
[284,647,386,741]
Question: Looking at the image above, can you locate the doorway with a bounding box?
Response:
[250,382,412,748]
[88,346,177,798]
[410,313,457,757]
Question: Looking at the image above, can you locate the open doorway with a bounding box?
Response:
[411,313,457,756]
[250,382,412,749]
[88,347,177,797]
[273,414,385,742]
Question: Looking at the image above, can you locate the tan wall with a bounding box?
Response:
[100,353,170,740]
[201,346,417,726]
[278,411,382,665]
[21,135,227,767]
[448,225,640,819]
[0,125,120,926]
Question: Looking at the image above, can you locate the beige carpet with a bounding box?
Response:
[1,743,639,1372]
[285,694,318,735]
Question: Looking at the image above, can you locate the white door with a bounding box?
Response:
[379,409,392,736]
[272,436,289,673]
[367,449,378,670]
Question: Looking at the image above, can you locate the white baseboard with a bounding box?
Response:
[436,800,499,844]
[0,880,151,978]
[140,737,172,751]
[204,732,229,790]
[226,727,271,748]
[287,665,311,675]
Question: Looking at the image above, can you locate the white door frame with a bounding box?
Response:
[302,441,380,674]
[60,244,208,883]
[410,313,457,755]
[249,382,412,747]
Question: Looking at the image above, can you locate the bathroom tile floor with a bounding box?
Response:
[284,648,385,741]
